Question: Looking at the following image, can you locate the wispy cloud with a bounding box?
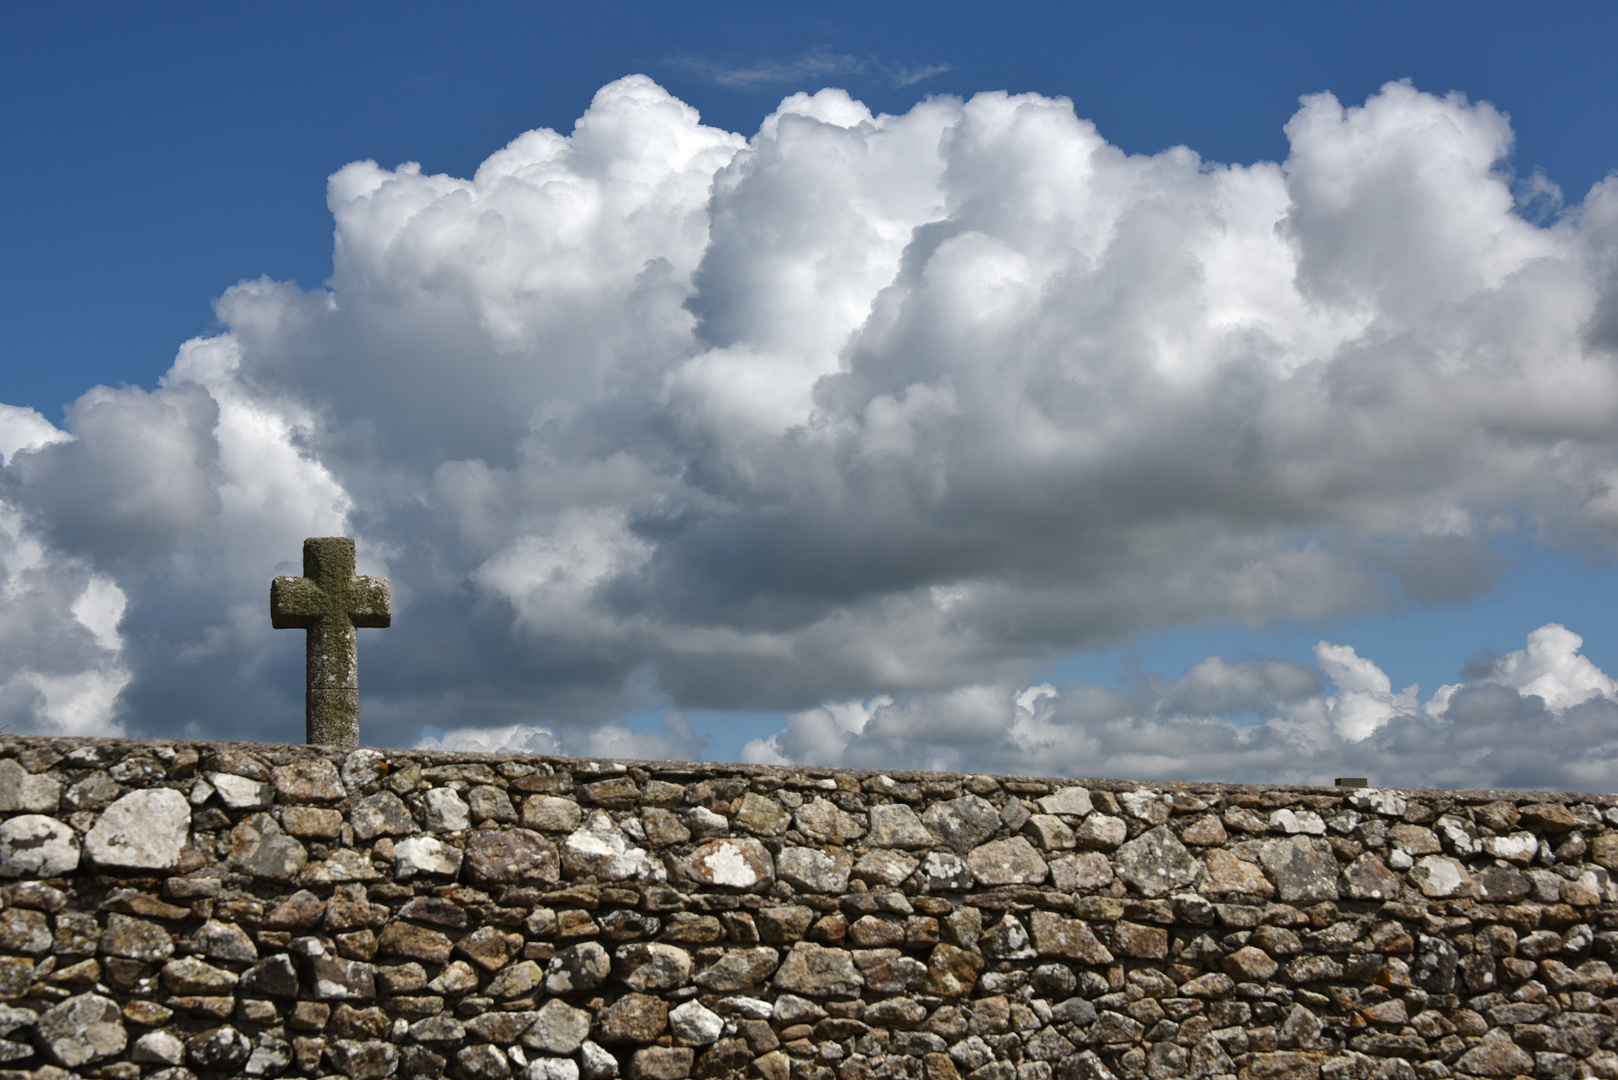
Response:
[674,48,866,88]
[882,61,951,87]
[674,49,948,90]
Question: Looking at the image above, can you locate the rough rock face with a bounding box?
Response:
[1113,825,1202,897]
[83,788,190,870]
[3,737,1618,1080]
[0,815,79,878]
[36,993,126,1067]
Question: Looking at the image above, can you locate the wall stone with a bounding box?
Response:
[2,737,1618,1080]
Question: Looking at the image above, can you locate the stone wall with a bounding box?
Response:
[2,738,1617,1080]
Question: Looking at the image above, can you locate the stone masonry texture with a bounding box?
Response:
[2,738,1618,1080]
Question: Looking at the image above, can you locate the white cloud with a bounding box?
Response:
[419,713,707,763]
[1478,622,1617,709]
[1314,641,1418,741]
[2,75,1618,783]
[416,723,561,757]
[0,403,71,466]
[749,623,1618,790]
[71,575,126,652]
[0,501,130,737]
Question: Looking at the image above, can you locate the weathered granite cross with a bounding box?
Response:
[271,537,391,749]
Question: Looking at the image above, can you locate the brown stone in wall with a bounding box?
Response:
[1113,921,1168,959]
[1028,910,1112,964]
[463,827,561,886]
[628,1046,696,1080]
[596,992,670,1043]
[377,921,452,964]
[271,758,346,802]
[924,943,985,997]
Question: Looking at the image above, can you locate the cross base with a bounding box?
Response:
[308,689,361,750]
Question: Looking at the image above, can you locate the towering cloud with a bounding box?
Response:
[2,77,1617,782]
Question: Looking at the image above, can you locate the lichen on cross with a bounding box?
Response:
[271,537,391,748]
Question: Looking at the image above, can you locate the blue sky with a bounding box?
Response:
[8,3,1617,417]
[5,2,1618,786]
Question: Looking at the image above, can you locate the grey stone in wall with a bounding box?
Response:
[0,816,78,878]
[84,787,190,870]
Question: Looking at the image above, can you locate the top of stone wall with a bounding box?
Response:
[3,735,1611,806]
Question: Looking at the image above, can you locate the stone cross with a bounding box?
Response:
[271,537,391,748]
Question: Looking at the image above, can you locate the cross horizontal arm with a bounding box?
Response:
[348,576,392,628]
[270,576,327,628]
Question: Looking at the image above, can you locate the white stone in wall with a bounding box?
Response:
[243,1035,293,1077]
[0,814,80,878]
[716,996,773,1020]
[393,836,463,879]
[85,788,189,870]
[1024,814,1076,851]
[950,1035,995,1072]
[529,1059,582,1080]
[1483,832,1538,863]
[209,773,273,810]
[852,849,919,887]
[131,1029,185,1065]
[1346,788,1406,817]
[578,1041,618,1080]
[563,811,666,882]
[685,806,730,838]
[966,837,1049,886]
[1410,855,1472,898]
[668,999,723,1045]
[340,748,386,790]
[424,788,470,832]
[1435,814,1481,855]
[1268,808,1326,835]
[922,795,1001,852]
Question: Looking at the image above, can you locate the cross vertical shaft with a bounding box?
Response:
[271,537,391,748]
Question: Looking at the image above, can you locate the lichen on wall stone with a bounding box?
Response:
[1,736,1617,1080]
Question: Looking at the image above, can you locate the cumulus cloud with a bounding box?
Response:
[740,623,1618,791]
[416,714,706,762]
[3,75,1618,783]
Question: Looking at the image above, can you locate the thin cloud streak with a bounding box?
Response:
[674,50,949,90]
[882,61,951,88]
[672,49,866,88]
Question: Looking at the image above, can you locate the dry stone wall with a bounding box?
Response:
[2,738,1618,1080]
